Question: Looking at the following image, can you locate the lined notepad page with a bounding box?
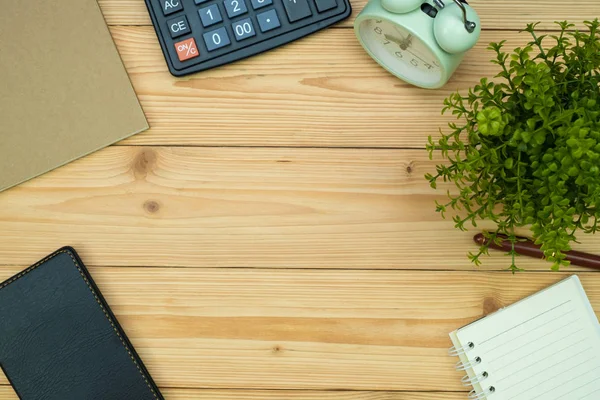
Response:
[456,276,600,400]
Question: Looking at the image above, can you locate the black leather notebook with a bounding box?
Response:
[0,247,164,400]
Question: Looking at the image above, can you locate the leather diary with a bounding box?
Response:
[0,248,164,400]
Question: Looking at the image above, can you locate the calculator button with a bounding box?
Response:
[203,27,231,51]
[198,4,223,27]
[257,9,281,32]
[194,0,209,4]
[161,0,183,15]
[166,15,191,38]
[232,18,256,41]
[250,0,272,9]
[224,0,248,18]
[174,37,200,61]
[314,0,337,12]
[282,0,312,22]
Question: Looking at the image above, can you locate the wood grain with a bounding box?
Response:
[2,2,599,397]
[98,0,600,30]
[161,390,467,400]
[0,387,465,400]
[0,386,17,400]
[2,146,600,270]
[113,28,581,148]
[0,267,598,390]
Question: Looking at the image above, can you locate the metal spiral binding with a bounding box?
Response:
[468,386,495,399]
[455,356,481,371]
[448,341,474,357]
[462,371,488,386]
[449,341,492,399]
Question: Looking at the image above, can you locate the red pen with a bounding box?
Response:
[473,233,600,271]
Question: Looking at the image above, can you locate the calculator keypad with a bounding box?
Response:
[224,0,249,18]
[167,15,191,38]
[203,26,232,51]
[174,37,200,61]
[232,18,257,41]
[251,0,272,9]
[314,0,336,12]
[162,0,184,15]
[198,4,223,26]
[146,0,351,76]
[282,0,312,22]
[256,9,281,32]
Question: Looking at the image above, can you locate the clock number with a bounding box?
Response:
[383,40,390,45]
[410,59,418,66]
[374,27,382,34]
[424,62,433,70]
[394,51,403,59]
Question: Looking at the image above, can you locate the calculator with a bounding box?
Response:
[145,0,352,76]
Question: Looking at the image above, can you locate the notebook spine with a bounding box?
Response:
[448,342,495,399]
[467,386,496,399]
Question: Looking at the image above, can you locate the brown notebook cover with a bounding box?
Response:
[0,1,148,192]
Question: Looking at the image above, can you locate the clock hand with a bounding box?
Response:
[384,33,404,45]
[398,34,412,51]
[406,49,428,64]
[384,34,412,51]
[401,43,438,66]
[393,27,408,40]
[389,28,413,48]
[384,33,437,67]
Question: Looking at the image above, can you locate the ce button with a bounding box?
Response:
[167,15,191,38]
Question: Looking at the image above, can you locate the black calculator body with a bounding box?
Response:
[145,0,352,76]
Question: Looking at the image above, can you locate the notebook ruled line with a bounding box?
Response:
[496,345,591,386]
[579,384,600,400]
[512,360,599,400]
[556,375,600,400]
[483,313,579,355]
[531,365,600,400]
[492,336,588,373]
[491,324,582,364]
[479,300,571,345]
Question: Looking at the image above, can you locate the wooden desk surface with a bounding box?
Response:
[1,1,600,398]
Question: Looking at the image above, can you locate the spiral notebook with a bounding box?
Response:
[449,275,600,400]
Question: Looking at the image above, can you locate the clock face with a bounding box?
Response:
[358,19,443,86]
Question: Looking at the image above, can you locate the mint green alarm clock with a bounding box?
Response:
[354,0,481,89]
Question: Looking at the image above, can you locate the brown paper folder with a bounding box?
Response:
[0,1,148,192]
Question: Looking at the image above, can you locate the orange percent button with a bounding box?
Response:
[174,37,199,62]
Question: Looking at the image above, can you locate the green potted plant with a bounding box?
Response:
[426,20,600,271]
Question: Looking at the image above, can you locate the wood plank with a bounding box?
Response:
[2,146,600,270]
[113,28,578,148]
[0,268,598,390]
[0,387,465,400]
[0,386,16,400]
[98,0,599,30]
[162,390,467,399]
